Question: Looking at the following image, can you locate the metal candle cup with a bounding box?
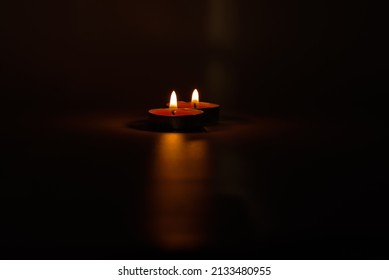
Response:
[148,108,204,130]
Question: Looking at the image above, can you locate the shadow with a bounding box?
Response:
[126,119,207,133]
[126,115,251,134]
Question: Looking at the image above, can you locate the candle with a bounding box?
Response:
[149,91,204,130]
[168,89,220,124]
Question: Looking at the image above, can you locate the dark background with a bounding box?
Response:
[0,0,388,259]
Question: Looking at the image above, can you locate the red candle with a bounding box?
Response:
[168,89,220,123]
[149,108,203,117]
[149,91,204,130]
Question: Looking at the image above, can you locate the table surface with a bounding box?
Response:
[0,108,387,259]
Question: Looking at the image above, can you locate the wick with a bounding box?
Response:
[171,110,176,116]
[193,102,197,109]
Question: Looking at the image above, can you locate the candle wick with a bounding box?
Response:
[172,110,176,116]
[193,102,197,109]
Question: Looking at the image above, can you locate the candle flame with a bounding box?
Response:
[192,89,199,103]
[169,91,178,109]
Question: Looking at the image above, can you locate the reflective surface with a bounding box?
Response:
[148,134,210,250]
[2,111,387,259]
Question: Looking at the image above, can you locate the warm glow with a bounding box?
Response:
[169,91,178,109]
[191,89,199,103]
[149,134,210,249]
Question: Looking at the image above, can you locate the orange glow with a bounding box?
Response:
[169,91,178,109]
[191,89,199,103]
[148,134,210,250]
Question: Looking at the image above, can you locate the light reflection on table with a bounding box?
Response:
[147,133,211,250]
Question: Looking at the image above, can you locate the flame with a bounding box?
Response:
[169,91,178,109]
[191,89,199,103]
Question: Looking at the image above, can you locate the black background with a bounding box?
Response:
[0,0,388,259]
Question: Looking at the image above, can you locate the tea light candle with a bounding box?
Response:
[169,89,220,123]
[149,91,204,130]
